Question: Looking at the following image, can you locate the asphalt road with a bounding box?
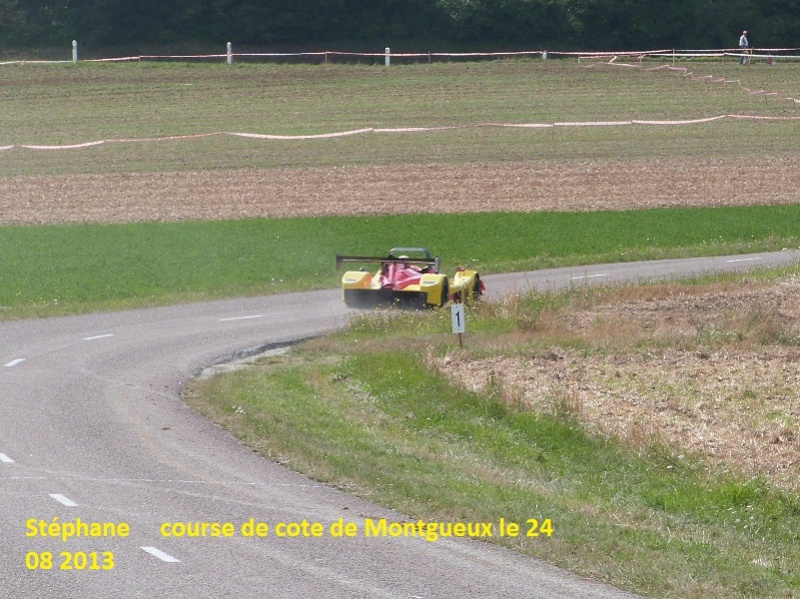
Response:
[2,249,798,598]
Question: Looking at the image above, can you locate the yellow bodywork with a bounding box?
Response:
[341,270,450,308]
[341,269,481,309]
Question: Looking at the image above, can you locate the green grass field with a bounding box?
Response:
[2,205,800,318]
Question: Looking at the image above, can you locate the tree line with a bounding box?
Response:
[1,0,797,53]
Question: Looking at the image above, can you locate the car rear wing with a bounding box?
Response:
[336,247,440,272]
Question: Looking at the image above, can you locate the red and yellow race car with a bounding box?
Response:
[336,247,484,309]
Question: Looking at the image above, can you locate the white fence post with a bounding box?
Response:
[227,42,233,65]
[72,40,78,63]
[385,47,390,66]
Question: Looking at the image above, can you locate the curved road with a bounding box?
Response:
[2,250,798,598]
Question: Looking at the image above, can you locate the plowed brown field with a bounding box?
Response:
[1,156,798,224]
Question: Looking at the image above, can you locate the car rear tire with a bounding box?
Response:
[472,275,483,300]
[439,278,450,307]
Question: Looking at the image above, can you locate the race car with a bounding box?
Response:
[336,247,484,309]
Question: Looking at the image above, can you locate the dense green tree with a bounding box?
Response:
[0,0,798,53]
[0,0,25,44]
[438,0,570,47]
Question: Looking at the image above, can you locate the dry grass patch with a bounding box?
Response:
[441,276,800,492]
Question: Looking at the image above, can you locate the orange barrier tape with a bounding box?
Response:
[587,59,800,107]
[3,47,798,67]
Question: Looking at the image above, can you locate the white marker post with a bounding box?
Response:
[72,40,78,63]
[451,303,465,347]
[385,47,391,67]
[227,42,233,65]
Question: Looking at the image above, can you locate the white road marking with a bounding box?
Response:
[571,273,609,280]
[0,474,299,487]
[141,546,181,563]
[82,334,114,341]
[4,358,25,367]
[219,314,264,322]
[49,493,78,507]
[0,454,15,463]
[725,257,762,263]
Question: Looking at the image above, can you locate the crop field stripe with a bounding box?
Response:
[2,60,797,176]
[2,111,799,153]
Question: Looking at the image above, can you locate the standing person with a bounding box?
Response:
[739,30,749,64]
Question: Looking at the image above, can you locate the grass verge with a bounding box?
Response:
[185,276,800,598]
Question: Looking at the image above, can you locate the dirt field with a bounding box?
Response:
[442,278,800,492]
[1,156,798,224]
